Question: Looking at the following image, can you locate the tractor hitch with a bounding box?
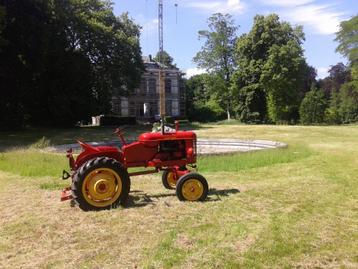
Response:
[60,187,72,201]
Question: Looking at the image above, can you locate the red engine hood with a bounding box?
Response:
[138,131,196,142]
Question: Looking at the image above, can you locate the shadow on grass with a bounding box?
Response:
[124,187,240,208]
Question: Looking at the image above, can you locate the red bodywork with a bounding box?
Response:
[61,125,196,201]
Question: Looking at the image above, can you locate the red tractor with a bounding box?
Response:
[61,122,208,211]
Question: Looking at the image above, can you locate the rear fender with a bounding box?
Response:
[73,141,124,170]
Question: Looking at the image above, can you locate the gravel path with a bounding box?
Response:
[45,139,286,155]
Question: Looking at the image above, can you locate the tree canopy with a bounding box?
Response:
[0,0,143,128]
[335,15,358,65]
[231,14,311,123]
[193,13,238,120]
[153,50,176,68]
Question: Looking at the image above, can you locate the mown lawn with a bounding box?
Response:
[0,124,357,268]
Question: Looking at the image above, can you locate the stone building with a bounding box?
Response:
[111,56,185,120]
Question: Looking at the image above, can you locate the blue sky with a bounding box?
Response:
[113,0,357,79]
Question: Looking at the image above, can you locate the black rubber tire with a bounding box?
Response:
[176,173,208,201]
[71,157,130,211]
[162,170,176,189]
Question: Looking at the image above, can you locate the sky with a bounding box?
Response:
[113,0,357,79]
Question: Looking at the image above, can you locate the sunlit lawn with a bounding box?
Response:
[0,124,357,268]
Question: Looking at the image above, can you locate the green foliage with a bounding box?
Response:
[193,13,238,119]
[194,13,237,79]
[324,92,341,124]
[335,15,358,64]
[153,50,176,68]
[185,74,226,122]
[0,0,143,128]
[330,15,358,124]
[299,88,327,124]
[234,84,266,123]
[338,81,358,123]
[318,63,350,97]
[232,14,310,123]
[261,41,306,123]
[324,81,358,124]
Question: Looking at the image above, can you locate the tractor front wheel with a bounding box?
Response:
[176,173,208,201]
[162,170,177,189]
[71,157,130,211]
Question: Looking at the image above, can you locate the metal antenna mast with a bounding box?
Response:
[158,0,166,133]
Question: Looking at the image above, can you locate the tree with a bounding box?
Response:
[329,14,358,124]
[193,13,238,120]
[232,14,308,123]
[318,63,350,97]
[299,87,327,124]
[185,74,226,122]
[153,50,176,68]
[338,81,358,123]
[0,0,143,128]
[335,15,358,64]
[261,40,307,122]
[324,92,341,124]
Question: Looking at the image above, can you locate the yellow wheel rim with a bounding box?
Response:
[182,179,204,201]
[82,168,122,207]
[167,172,177,188]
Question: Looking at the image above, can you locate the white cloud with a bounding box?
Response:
[259,0,345,35]
[317,67,329,79]
[261,0,314,7]
[286,4,344,35]
[185,67,207,78]
[183,0,246,15]
[142,18,158,33]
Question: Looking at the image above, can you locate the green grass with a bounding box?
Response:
[198,145,312,172]
[0,124,357,268]
[0,150,66,177]
[0,146,310,178]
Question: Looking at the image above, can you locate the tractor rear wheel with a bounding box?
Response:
[176,173,208,201]
[162,170,177,189]
[71,157,130,211]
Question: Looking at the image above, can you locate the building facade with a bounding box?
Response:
[111,56,185,120]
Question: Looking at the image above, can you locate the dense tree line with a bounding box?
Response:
[301,15,358,125]
[0,0,143,129]
[187,13,358,125]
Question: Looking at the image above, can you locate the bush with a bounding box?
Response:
[190,100,226,122]
[338,81,358,123]
[300,88,327,124]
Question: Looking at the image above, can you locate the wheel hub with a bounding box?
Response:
[182,179,204,201]
[167,172,177,188]
[82,168,122,207]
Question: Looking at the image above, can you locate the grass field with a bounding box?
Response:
[0,124,357,268]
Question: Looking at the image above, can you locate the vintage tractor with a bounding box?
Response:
[61,122,208,211]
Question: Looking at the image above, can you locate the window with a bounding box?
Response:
[165,79,171,94]
[166,100,172,115]
[172,100,179,116]
[148,78,156,94]
[140,79,146,95]
[137,102,144,117]
[111,98,120,114]
[129,101,136,116]
[121,98,129,116]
